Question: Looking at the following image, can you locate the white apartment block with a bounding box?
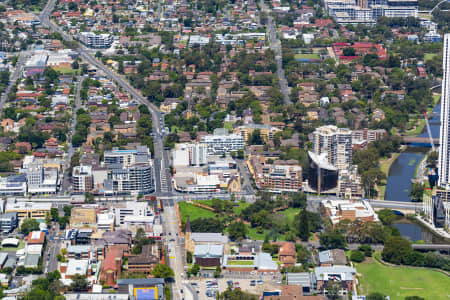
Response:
[312,125,352,170]
[78,32,113,49]
[172,143,208,167]
[201,128,244,155]
[111,202,154,225]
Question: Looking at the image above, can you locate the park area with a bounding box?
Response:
[356,253,450,300]
[177,200,300,241]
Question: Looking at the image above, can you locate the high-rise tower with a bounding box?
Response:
[438,34,450,188]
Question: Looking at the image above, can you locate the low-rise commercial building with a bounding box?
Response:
[201,128,244,155]
[5,202,51,220]
[0,212,18,233]
[321,199,378,225]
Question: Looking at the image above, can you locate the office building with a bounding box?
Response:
[24,165,59,195]
[307,151,339,194]
[321,199,378,225]
[0,174,27,196]
[111,201,154,225]
[423,189,450,233]
[0,212,18,233]
[172,143,207,167]
[201,128,244,155]
[78,32,113,48]
[439,34,450,189]
[312,125,352,170]
[72,165,93,193]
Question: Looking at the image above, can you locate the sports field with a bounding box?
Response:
[356,253,450,300]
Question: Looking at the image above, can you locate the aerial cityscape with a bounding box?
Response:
[0,0,448,299]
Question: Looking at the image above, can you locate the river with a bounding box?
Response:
[385,103,442,241]
[384,103,441,202]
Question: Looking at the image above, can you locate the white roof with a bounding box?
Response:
[26,244,43,254]
[196,174,220,186]
[1,238,19,247]
[5,201,52,211]
[194,244,223,257]
[254,253,278,270]
[31,231,41,240]
[123,215,154,223]
[66,259,89,276]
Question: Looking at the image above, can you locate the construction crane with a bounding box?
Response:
[424,111,436,152]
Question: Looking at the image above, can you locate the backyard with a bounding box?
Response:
[356,252,450,300]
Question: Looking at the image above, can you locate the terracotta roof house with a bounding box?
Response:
[27,231,46,244]
[277,242,296,266]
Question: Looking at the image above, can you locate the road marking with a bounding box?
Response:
[169,256,175,259]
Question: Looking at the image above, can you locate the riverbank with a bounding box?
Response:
[415,215,450,241]
[377,148,405,200]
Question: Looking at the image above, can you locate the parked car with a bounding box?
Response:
[257,280,263,285]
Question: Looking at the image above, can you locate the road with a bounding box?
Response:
[60,75,85,195]
[0,51,30,113]
[162,203,186,300]
[39,0,172,196]
[259,0,291,105]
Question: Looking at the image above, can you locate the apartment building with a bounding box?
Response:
[247,155,302,192]
[201,128,244,155]
[104,146,150,168]
[105,163,154,196]
[72,165,93,193]
[0,212,18,233]
[172,143,208,167]
[78,32,113,48]
[324,0,417,24]
[312,125,352,170]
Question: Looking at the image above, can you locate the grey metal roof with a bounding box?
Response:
[194,244,223,257]
[24,254,40,267]
[286,272,314,287]
[191,233,227,244]
[254,253,278,270]
[67,245,90,253]
[318,250,332,263]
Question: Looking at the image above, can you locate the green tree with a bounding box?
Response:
[20,218,39,235]
[151,264,174,280]
[69,274,89,291]
[377,209,397,226]
[211,198,223,213]
[382,236,413,265]
[186,251,193,264]
[214,266,221,278]
[409,183,424,202]
[342,47,356,56]
[367,292,386,300]
[319,230,347,249]
[350,250,365,263]
[228,221,248,241]
[297,209,310,241]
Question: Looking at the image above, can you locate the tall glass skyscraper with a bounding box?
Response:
[438,34,450,188]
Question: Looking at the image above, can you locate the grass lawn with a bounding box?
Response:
[280,207,300,223]
[380,152,401,177]
[0,240,25,251]
[52,66,78,75]
[227,260,254,266]
[178,202,216,222]
[294,53,320,60]
[424,53,438,61]
[224,122,233,131]
[356,253,450,300]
